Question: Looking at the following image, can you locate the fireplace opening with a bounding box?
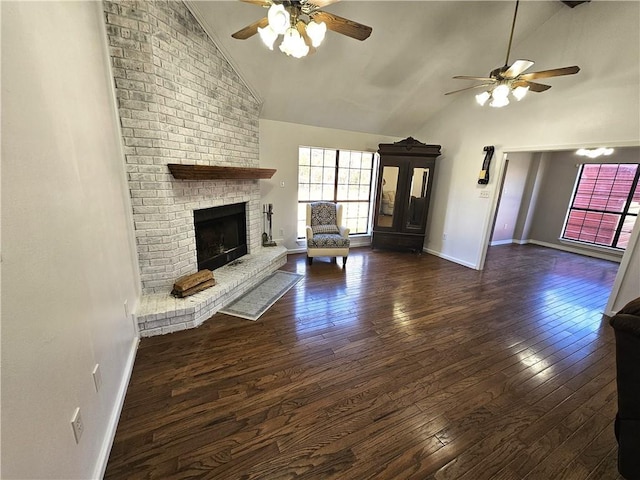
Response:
[194,203,247,271]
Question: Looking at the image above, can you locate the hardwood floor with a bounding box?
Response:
[105,244,624,479]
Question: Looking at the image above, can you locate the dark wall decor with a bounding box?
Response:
[478,145,495,185]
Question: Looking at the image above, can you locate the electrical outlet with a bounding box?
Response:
[280,181,285,188]
[443,233,448,240]
[279,228,284,236]
[71,408,84,444]
[92,364,102,393]
[124,299,129,318]
[479,190,490,199]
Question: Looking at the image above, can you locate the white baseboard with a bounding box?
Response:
[490,239,515,246]
[490,239,532,246]
[93,336,139,480]
[526,240,622,263]
[423,248,479,269]
[489,239,622,263]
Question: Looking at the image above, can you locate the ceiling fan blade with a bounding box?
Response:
[503,59,534,78]
[519,65,580,80]
[311,11,372,41]
[514,80,552,92]
[453,75,497,82]
[296,20,317,55]
[445,84,495,96]
[239,0,272,6]
[231,17,269,40]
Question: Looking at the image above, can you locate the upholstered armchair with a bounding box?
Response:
[306,202,350,266]
[609,296,640,479]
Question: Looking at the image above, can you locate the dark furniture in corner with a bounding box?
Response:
[372,137,441,251]
[609,296,640,479]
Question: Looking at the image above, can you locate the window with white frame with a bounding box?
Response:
[561,163,640,249]
[297,146,376,238]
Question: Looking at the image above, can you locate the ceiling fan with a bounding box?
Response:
[445,0,580,107]
[231,0,372,58]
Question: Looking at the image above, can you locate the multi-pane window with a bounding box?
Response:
[562,163,640,249]
[298,147,376,238]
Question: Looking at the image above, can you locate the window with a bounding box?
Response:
[297,146,376,238]
[562,163,640,249]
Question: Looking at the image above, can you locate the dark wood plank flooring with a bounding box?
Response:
[105,244,624,479]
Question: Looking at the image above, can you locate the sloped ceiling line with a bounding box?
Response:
[184,0,264,106]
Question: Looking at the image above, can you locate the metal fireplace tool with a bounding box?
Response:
[262,203,277,247]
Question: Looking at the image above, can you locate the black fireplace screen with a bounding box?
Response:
[194,203,247,271]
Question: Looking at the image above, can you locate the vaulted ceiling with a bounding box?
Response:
[188,1,586,137]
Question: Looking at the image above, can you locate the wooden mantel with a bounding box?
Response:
[167,164,276,180]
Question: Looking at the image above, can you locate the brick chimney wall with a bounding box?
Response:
[103,0,262,294]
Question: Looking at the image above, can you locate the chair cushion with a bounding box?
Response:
[308,233,350,248]
[312,224,340,234]
[310,202,337,227]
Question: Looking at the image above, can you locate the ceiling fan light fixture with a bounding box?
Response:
[279,27,308,58]
[476,91,491,106]
[267,4,290,35]
[576,147,615,158]
[492,84,511,100]
[445,0,580,107]
[279,27,297,55]
[231,1,372,60]
[512,85,529,101]
[258,25,278,50]
[490,95,510,108]
[306,20,327,47]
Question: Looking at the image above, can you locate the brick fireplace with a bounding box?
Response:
[104,0,286,335]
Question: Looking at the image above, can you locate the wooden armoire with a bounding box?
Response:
[372,137,441,251]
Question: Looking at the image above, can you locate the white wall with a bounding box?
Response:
[513,152,545,242]
[491,152,533,244]
[1,2,140,478]
[259,119,399,251]
[417,1,640,271]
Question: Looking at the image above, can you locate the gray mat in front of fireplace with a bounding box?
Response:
[218,271,304,321]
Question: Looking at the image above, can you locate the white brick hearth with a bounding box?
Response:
[137,245,286,336]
